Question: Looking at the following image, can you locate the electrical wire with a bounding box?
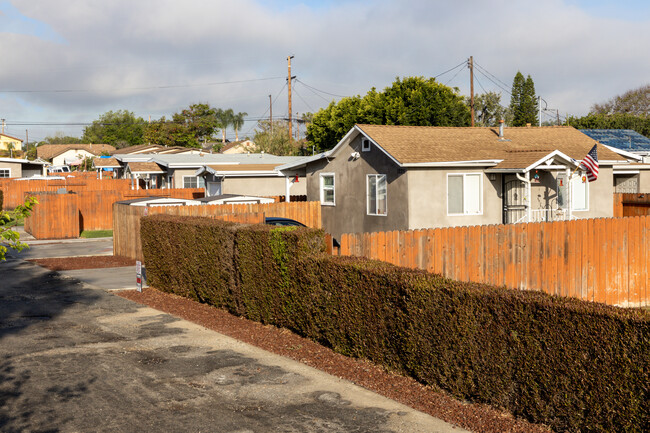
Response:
[294,79,347,98]
[444,66,465,86]
[292,84,316,113]
[433,60,466,79]
[0,76,285,94]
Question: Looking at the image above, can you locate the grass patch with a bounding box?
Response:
[80,229,113,238]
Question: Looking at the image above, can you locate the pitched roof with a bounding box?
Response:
[93,157,121,168]
[37,144,116,160]
[0,133,23,141]
[126,162,164,173]
[111,144,200,155]
[580,129,650,151]
[204,164,279,172]
[355,124,625,165]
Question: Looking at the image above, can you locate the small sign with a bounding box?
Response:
[136,260,142,292]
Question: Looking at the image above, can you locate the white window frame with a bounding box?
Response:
[320,173,335,206]
[0,168,10,178]
[447,173,483,216]
[182,175,205,189]
[361,138,371,152]
[367,174,387,216]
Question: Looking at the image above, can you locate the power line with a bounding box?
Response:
[0,76,285,94]
[292,84,316,113]
[294,79,347,98]
[433,60,466,79]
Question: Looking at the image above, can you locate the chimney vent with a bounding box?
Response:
[499,119,504,138]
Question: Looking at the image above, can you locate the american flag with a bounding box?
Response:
[580,144,599,182]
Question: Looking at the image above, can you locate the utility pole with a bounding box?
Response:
[287,55,295,143]
[538,96,542,127]
[468,56,474,127]
[25,129,28,152]
[556,109,560,126]
[1,119,5,134]
[269,94,273,135]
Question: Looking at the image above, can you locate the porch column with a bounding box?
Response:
[526,171,531,222]
[567,167,572,220]
[285,176,292,202]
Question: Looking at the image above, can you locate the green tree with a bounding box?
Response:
[568,113,650,138]
[591,84,650,116]
[306,76,470,151]
[253,120,299,155]
[232,111,248,141]
[509,72,538,126]
[82,110,146,148]
[172,103,219,147]
[42,134,84,144]
[0,196,37,261]
[216,108,234,144]
[469,91,509,126]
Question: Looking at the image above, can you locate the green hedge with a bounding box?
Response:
[140,216,649,432]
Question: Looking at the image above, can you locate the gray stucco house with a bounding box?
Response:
[278,124,643,239]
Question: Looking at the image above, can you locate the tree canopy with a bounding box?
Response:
[469,91,509,127]
[509,72,538,126]
[306,76,470,151]
[568,113,650,138]
[82,110,146,148]
[253,120,300,155]
[591,84,650,116]
[143,103,221,148]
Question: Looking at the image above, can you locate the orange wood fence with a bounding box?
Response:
[24,188,205,239]
[340,217,649,308]
[24,193,80,239]
[0,178,133,209]
[113,201,322,261]
[614,193,650,217]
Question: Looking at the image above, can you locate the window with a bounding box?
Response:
[361,138,371,152]
[0,168,10,178]
[320,173,335,205]
[557,174,588,211]
[183,176,205,189]
[447,173,482,215]
[367,174,387,215]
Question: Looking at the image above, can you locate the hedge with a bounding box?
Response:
[140,215,649,432]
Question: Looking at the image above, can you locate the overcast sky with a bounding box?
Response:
[1,0,649,143]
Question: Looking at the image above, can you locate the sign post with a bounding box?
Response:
[136,260,142,292]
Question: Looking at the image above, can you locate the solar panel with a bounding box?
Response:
[580,129,650,151]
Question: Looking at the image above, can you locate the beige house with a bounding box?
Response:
[0,133,23,153]
[219,140,256,154]
[0,157,48,178]
[278,124,638,240]
[37,144,116,166]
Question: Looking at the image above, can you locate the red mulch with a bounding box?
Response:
[29,255,135,271]
[118,287,551,433]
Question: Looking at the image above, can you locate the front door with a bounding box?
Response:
[207,181,222,197]
[503,179,526,223]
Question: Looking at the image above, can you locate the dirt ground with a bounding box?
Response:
[34,255,551,433]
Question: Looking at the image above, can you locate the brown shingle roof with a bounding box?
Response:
[93,157,121,168]
[37,144,116,160]
[127,162,164,173]
[356,125,625,165]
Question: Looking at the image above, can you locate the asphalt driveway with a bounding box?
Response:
[1,245,469,432]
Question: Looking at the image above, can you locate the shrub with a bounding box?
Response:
[139,216,649,432]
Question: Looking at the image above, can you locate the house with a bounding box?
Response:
[111,152,308,197]
[0,157,48,178]
[93,157,122,179]
[195,194,276,205]
[580,129,650,192]
[123,161,165,190]
[110,144,201,156]
[0,133,23,154]
[277,124,637,240]
[37,144,116,166]
[219,140,256,154]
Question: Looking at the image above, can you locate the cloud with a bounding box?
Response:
[1,0,648,141]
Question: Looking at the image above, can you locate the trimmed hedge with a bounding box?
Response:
[140,215,649,432]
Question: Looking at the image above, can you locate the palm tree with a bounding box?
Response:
[217,108,234,144]
[232,111,248,141]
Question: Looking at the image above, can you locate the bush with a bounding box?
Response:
[140,216,649,432]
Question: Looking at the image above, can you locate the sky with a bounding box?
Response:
[0,0,649,143]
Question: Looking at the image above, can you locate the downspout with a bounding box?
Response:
[515,171,531,222]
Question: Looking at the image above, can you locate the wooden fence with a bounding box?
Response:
[24,188,205,239]
[24,193,80,239]
[113,201,322,261]
[614,193,650,217]
[0,177,133,209]
[340,216,649,308]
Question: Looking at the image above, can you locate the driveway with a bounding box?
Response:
[1,245,469,432]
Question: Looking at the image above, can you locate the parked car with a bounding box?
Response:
[264,217,306,227]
